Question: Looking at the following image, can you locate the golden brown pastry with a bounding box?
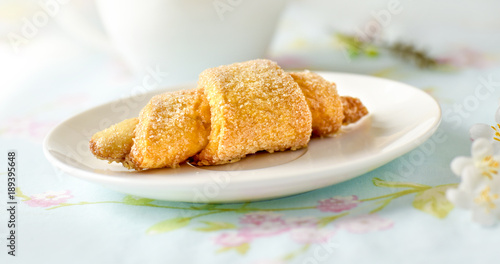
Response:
[89,59,369,171]
[123,89,211,170]
[290,71,344,137]
[89,118,138,162]
[341,96,369,125]
[193,59,312,166]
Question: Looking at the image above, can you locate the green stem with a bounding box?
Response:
[188,210,224,220]
[367,189,422,213]
[127,203,230,211]
[44,183,450,213]
[47,200,317,213]
[47,201,123,210]
[256,206,316,212]
[234,202,252,213]
[318,212,349,227]
[372,177,431,189]
[369,198,393,214]
[148,204,250,211]
[15,188,31,201]
[48,201,222,211]
[360,188,426,202]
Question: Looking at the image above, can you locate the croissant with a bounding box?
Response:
[90,59,368,170]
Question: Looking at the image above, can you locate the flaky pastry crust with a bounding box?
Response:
[193,60,312,165]
[341,96,369,125]
[290,71,344,137]
[89,118,138,162]
[124,89,211,170]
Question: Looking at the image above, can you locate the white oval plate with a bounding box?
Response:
[43,72,441,203]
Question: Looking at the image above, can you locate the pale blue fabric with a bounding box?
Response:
[1,1,500,263]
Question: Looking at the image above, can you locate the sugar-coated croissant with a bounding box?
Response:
[89,59,369,170]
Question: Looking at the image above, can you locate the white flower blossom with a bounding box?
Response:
[447,174,500,226]
[447,138,500,226]
[469,106,500,152]
[451,138,500,180]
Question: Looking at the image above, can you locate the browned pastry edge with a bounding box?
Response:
[341,96,369,125]
[124,89,211,170]
[89,117,138,163]
[289,71,345,137]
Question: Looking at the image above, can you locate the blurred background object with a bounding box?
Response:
[92,0,289,83]
[270,0,500,72]
[1,0,289,85]
[2,0,500,89]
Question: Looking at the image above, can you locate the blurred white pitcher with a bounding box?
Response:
[63,0,288,85]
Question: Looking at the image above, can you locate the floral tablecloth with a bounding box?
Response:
[2,1,500,263]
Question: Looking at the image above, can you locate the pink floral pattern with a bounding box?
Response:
[317,195,360,213]
[19,180,408,261]
[289,228,336,244]
[0,92,91,142]
[335,214,394,234]
[437,47,492,69]
[239,211,283,225]
[214,213,340,248]
[24,190,73,207]
[214,232,252,247]
[285,217,319,228]
[1,116,57,141]
[239,222,290,238]
[239,212,289,237]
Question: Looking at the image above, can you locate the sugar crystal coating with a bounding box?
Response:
[193,59,312,165]
[341,96,369,125]
[89,118,138,162]
[290,71,344,137]
[124,89,211,170]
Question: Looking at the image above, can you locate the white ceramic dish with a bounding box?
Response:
[43,72,441,203]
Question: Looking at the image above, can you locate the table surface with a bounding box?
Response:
[2,1,500,263]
